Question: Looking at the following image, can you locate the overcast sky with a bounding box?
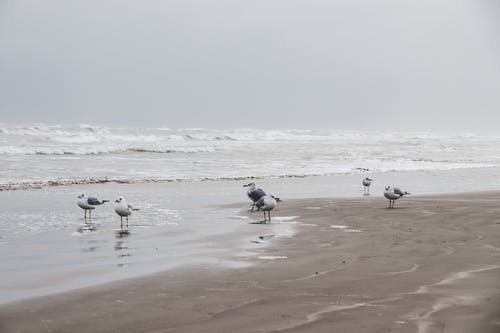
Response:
[0,0,499,131]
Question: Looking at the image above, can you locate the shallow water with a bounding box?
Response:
[0,181,296,304]
[2,164,500,304]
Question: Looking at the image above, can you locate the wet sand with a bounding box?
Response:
[2,192,500,332]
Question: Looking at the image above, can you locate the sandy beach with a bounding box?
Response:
[2,191,500,332]
[3,0,500,331]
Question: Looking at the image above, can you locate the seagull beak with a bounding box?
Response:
[243,184,248,187]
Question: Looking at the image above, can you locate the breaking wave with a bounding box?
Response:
[1,123,500,191]
[0,146,217,155]
[0,174,321,191]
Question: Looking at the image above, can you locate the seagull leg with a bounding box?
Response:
[268,211,271,223]
[126,216,129,227]
[120,216,123,229]
[89,210,92,220]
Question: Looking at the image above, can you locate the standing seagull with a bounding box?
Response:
[77,194,109,219]
[383,186,410,208]
[243,183,266,211]
[255,195,282,223]
[362,177,373,195]
[114,196,139,228]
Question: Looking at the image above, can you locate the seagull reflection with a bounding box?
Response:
[115,230,132,266]
[115,229,131,238]
[78,237,104,254]
[77,222,97,233]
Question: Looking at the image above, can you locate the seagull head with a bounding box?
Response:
[243,183,256,188]
[115,196,124,203]
[270,195,282,202]
[78,194,85,199]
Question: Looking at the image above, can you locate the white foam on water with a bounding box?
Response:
[299,223,318,227]
[330,225,348,229]
[272,216,300,222]
[229,215,250,220]
[2,125,500,190]
[257,255,288,260]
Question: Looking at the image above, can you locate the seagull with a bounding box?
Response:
[383,186,410,208]
[243,183,266,211]
[77,194,109,219]
[114,196,139,228]
[255,195,282,223]
[362,177,373,194]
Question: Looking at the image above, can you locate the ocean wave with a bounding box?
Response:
[2,124,500,148]
[2,124,500,189]
[0,145,218,155]
[1,161,496,192]
[0,177,244,191]
[127,147,217,154]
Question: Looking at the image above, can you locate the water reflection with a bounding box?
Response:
[79,236,106,254]
[77,221,97,233]
[115,229,131,238]
[115,229,132,267]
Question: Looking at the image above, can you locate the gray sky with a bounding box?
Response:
[1,0,499,131]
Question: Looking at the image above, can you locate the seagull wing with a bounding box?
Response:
[249,188,266,202]
[87,197,101,205]
[393,188,404,195]
[128,204,139,211]
[255,197,265,209]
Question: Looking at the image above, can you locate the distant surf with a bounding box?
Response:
[1,123,499,190]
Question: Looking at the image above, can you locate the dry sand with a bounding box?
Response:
[2,192,500,332]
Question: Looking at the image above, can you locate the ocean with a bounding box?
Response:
[2,123,500,303]
[1,123,499,190]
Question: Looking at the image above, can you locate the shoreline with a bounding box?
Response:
[2,191,500,332]
[2,165,500,192]
[5,166,500,305]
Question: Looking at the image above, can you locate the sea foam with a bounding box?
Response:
[1,124,500,190]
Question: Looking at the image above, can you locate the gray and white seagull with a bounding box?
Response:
[383,186,410,208]
[243,183,266,211]
[114,196,139,228]
[362,177,373,194]
[77,194,109,219]
[255,195,282,223]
